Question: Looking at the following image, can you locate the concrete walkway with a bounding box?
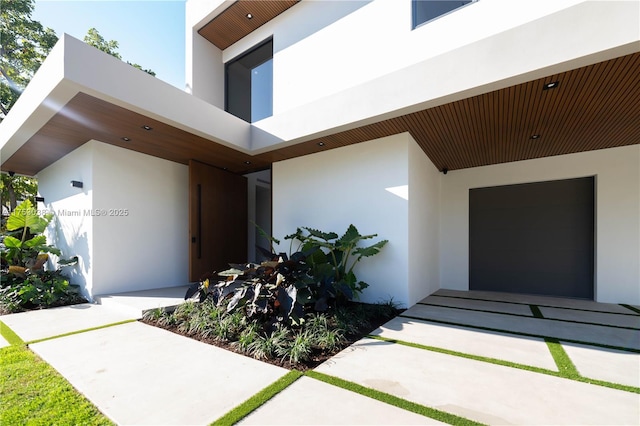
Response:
[1,288,639,425]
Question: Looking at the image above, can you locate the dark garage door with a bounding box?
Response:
[469,177,594,299]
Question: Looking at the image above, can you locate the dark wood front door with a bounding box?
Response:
[189,160,247,281]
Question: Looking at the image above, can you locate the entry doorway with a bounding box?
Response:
[189,160,248,281]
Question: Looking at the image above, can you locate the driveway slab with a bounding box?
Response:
[403,304,640,350]
[434,289,634,314]
[419,295,534,316]
[372,316,557,370]
[240,376,445,425]
[316,338,640,425]
[561,342,640,387]
[0,303,135,342]
[30,321,287,425]
[539,306,640,328]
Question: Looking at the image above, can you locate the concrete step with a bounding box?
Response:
[94,285,194,318]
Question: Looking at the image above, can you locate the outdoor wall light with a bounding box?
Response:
[70,180,83,189]
[543,81,559,90]
[35,197,45,203]
[442,168,449,175]
[142,125,153,131]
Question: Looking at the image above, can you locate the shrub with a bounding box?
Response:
[0,200,84,313]
[185,224,387,326]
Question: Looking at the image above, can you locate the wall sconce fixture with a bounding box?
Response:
[71,180,83,189]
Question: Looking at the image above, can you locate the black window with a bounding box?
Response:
[413,0,474,28]
[225,39,273,123]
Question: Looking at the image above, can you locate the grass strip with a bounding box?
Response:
[417,302,639,330]
[367,334,556,375]
[545,338,579,377]
[433,294,640,317]
[212,370,303,426]
[0,320,24,346]
[306,370,485,426]
[0,345,113,425]
[26,319,138,345]
[399,314,640,354]
[620,304,640,315]
[368,335,640,394]
[530,305,544,318]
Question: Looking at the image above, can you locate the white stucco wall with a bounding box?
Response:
[91,142,189,296]
[408,139,441,305]
[37,141,189,299]
[38,143,95,299]
[273,133,443,307]
[440,145,640,305]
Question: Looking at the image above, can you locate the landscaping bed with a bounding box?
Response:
[142,299,401,370]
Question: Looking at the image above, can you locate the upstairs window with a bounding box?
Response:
[413,0,475,28]
[225,39,273,122]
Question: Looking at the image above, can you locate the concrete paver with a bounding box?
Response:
[403,303,640,350]
[315,338,640,425]
[240,376,445,425]
[0,303,135,342]
[539,306,640,328]
[561,342,640,387]
[434,289,634,314]
[372,316,557,370]
[30,321,287,425]
[419,295,535,316]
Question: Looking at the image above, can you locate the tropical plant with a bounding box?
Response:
[0,200,83,312]
[185,224,387,326]
[285,225,388,309]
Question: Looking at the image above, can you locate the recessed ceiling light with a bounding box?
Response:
[246,13,253,19]
[142,125,153,131]
[317,142,325,146]
[543,81,559,90]
[244,161,251,165]
[121,137,131,142]
[530,134,541,140]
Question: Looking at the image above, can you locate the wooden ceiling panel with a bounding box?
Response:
[2,52,638,177]
[262,52,640,171]
[198,0,299,50]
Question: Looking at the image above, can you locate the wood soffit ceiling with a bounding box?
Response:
[2,52,639,177]
[198,0,300,50]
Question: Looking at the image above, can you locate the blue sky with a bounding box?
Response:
[33,0,186,89]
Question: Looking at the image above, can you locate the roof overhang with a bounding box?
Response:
[0,34,257,176]
[197,0,300,50]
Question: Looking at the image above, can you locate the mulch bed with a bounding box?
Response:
[140,307,401,371]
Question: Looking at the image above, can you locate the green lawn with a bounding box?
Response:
[0,344,113,425]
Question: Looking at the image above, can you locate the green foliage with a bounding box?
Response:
[84,27,156,76]
[0,200,84,313]
[0,173,38,225]
[286,224,388,307]
[186,224,388,326]
[0,0,58,120]
[144,297,398,367]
